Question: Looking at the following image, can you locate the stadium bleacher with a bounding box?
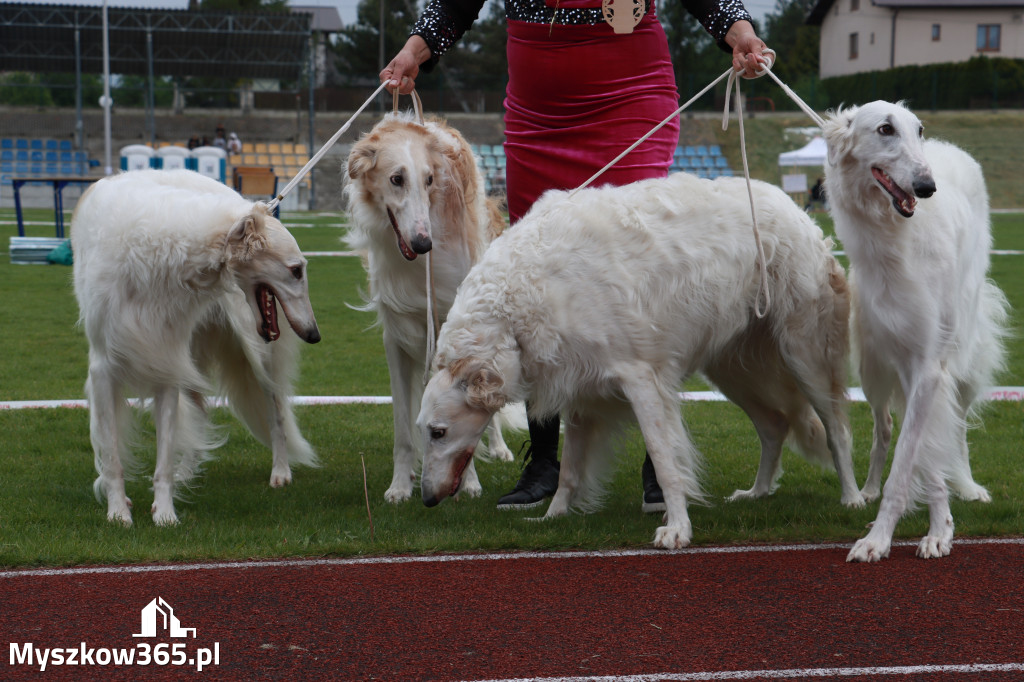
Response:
[0,137,94,186]
[670,144,733,178]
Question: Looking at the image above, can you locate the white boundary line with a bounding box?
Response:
[465,663,1024,681]
[1,537,1021,580]
[3,388,1023,411]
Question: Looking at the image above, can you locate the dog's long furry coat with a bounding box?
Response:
[823,101,1009,562]
[418,172,861,549]
[73,169,320,526]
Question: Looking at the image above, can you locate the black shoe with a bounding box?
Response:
[497,443,559,510]
[641,453,666,514]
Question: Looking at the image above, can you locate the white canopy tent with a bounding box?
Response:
[778,136,827,166]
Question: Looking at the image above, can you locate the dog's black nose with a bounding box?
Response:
[304,327,321,344]
[411,234,433,254]
[913,179,936,198]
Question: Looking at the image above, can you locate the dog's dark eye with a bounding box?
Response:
[918,126,924,138]
[878,123,895,136]
[290,265,303,280]
[426,174,433,187]
[390,174,403,187]
[430,427,446,440]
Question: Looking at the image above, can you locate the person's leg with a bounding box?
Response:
[496,412,560,509]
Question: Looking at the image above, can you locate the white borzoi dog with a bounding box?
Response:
[344,112,515,503]
[417,172,865,549]
[823,101,1009,562]
[72,169,321,526]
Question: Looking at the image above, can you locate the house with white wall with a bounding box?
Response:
[807,0,1024,78]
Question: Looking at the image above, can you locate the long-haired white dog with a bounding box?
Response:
[72,169,321,526]
[823,101,1009,562]
[345,112,515,503]
[417,172,864,549]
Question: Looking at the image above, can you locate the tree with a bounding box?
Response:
[332,0,430,86]
[659,1,746,104]
[761,0,819,85]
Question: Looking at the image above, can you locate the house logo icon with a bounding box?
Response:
[133,597,197,638]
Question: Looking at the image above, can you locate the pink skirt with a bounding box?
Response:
[504,13,680,223]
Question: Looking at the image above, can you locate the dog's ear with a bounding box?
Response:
[463,362,507,413]
[224,212,267,262]
[346,141,377,180]
[823,105,857,168]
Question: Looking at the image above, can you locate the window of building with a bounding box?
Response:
[977,24,1001,52]
[932,24,941,41]
[849,32,859,59]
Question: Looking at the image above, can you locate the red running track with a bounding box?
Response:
[3,539,1024,681]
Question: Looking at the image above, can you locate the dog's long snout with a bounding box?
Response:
[913,176,936,199]
[303,326,321,344]
[411,233,433,254]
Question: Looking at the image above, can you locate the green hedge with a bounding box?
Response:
[821,56,1024,110]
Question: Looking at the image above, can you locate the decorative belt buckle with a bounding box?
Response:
[601,0,644,34]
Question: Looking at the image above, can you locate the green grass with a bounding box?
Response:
[0,208,1022,569]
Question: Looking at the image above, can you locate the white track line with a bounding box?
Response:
[466,663,1024,681]
[3,389,1024,411]
[2,538,1022,580]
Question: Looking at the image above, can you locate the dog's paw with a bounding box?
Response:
[952,482,991,503]
[107,506,133,527]
[846,537,890,563]
[916,534,952,559]
[151,504,179,527]
[455,480,482,499]
[726,488,762,503]
[384,486,413,504]
[653,525,692,550]
[490,443,515,463]
[859,486,881,504]
[841,491,867,509]
[269,467,293,488]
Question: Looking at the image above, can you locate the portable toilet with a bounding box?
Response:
[156,145,191,171]
[191,146,226,182]
[119,144,155,171]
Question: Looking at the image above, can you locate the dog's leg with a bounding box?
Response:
[484,413,515,463]
[87,365,133,526]
[456,455,483,499]
[848,367,945,562]
[384,340,421,503]
[917,470,954,559]
[545,412,594,518]
[948,402,990,502]
[151,384,181,526]
[268,392,293,488]
[859,352,896,503]
[724,400,788,502]
[619,366,698,550]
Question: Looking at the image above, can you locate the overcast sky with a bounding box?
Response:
[24,0,776,30]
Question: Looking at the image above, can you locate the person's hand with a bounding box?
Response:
[725,20,769,78]
[381,35,432,95]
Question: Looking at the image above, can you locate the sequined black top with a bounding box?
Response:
[413,0,753,70]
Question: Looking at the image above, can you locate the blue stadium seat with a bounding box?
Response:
[30,150,43,162]
[1,139,12,150]
[30,139,43,150]
[45,151,58,162]
[0,161,12,173]
[696,145,708,156]
[715,156,728,168]
[684,145,697,156]
[61,163,74,175]
[16,150,28,161]
[15,139,28,150]
[45,139,58,151]
[60,151,73,162]
[45,163,58,175]
[59,140,73,151]
[709,145,722,156]
[1,150,12,162]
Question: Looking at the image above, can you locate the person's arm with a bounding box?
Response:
[681,0,769,78]
[381,0,487,94]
